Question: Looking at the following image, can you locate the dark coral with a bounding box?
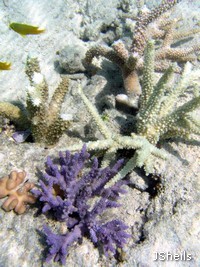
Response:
[33,145,130,264]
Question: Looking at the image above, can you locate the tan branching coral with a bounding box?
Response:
[0,171,36,214]
[136,41,200,144]
[0,57,72,146]
[84,0,200,107]
[67,40,200,187]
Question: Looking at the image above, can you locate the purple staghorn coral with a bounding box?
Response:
[33,145,130,264]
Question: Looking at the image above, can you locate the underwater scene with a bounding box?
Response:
[0,0,199,266]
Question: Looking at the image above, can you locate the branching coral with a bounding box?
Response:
[136,41,200,144]
[33,145,130,264]
[0,170,36,214]
[84,0,200,107]
[67,85,168,178]
[0,57,72,146]
[67,40,200,187]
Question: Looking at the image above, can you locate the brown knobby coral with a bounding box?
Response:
[84,0,200,107]
[0,170,36,214]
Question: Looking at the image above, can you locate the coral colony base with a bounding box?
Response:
[0,0,200,265]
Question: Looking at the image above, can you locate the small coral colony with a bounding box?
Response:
[0,0,200,264]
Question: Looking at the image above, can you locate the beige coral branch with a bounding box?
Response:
[84,0,199,108]
[0,102,29,128]
[0,171,36,214]
[131,0,179,55]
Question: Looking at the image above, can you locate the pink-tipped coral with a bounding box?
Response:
[0,170,36,214]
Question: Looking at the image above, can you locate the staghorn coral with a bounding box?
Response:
[33,145,130,265]
[84,0,200,108]
[0,57,72,146]
[67,40,200,187]
[136,41,200,144]
[0,170,36,214]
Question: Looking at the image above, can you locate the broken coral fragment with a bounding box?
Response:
[0,170,36,214]
[12,129,31,143]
